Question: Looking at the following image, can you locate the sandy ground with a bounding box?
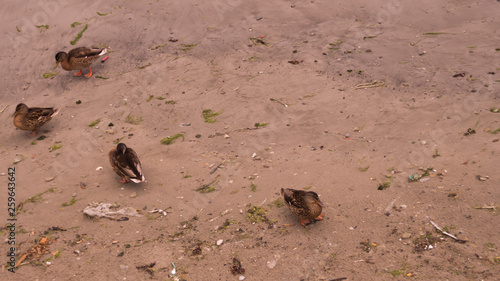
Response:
[1,0,499,280]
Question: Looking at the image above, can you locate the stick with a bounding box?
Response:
[0,105,9,113]
[473,205,497,210]
[354,80,385,90]
[210,163,223,174]
[429,219,467,243]
[15,253,28,267]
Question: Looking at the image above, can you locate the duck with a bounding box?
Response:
[109,143,146,183]
[54,47,107,78]
[281,188,324,226]
[13,103,60,137]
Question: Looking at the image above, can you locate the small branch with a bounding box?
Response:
[429,219,467,244]
[473,205,497,210]
[0,104,9,113]
[354,80,385,90]
[209,163,223,174]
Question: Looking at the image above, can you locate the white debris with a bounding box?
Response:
[83,202,142,219]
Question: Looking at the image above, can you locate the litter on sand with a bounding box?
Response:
[83,202,142,219]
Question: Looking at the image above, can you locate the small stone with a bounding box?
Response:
[239,276,245,281]
[216,239,223,246]
[266,260,276,269]
[129,192,137,198]
[106,129,114,134]
[45,177,55,182]
[401,232,412,239]
[96,166,103,171]
[72,193,77,197]
[224,134,230,139]
[0,173,6,176]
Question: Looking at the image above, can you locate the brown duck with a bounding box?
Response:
[281,188,324,226]
[109,143,146,183]
[13,103,60,136]
[54,47,107,78]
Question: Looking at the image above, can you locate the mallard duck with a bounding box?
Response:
[54,47,107,78]
[109,143,146,183]
[13,103,60,137]
[281,188,324,226]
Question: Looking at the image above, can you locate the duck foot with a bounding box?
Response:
[120,178,129,183]
[84,67,93,78]
[73,69,83,77]
[28,130,38,137]
[300,219,313,226]
[315,213,325,221]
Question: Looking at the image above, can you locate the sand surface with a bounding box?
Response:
[1,0,499,280]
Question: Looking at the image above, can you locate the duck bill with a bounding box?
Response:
[54,61,60,69]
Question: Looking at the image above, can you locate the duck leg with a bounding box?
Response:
[120,178,129,183]
[315,213,325,220]
[84,67,93,78]
[28,130,38,137]
[300,218,312,226]
[73,69,83,77]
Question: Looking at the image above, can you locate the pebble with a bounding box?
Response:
[106,129,114,134]
[45,177,55,182]
[266,260,276,269]
[216,239,223,246]
[0,173,5,176]
[239,276,245,281]
[401,232,412,239]
[130,192,137,198]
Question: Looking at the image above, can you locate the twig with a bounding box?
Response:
[210,163,223,174]
[259,197,267,206]
[270,97,289,107]
[206,209,229,222]
[354,80,385,90]
[429,219,467,243]
[0,104,9,113]
[473,205,497,210]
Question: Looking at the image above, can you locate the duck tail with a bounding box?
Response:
[99,48,107,56]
